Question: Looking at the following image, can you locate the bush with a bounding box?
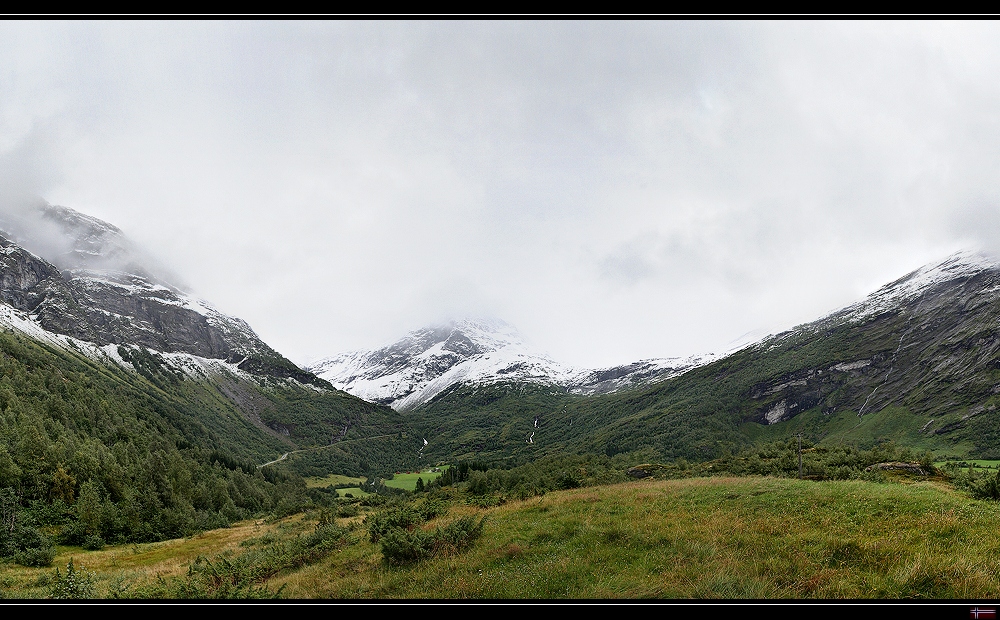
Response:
[366,507,422,544]
[10,526,56,567]
[82,534,106,551]
[466,494,506,508]
[971,469,1000,500]
[15,545,56,568]
[335,503,359,518]
[296,523,347,561]
[135,519,346,598]
[379,516,486,566]
[49,559,96,599]
[366,499,446,544]
[166,555,282,599]
[556,471,580,490]
[380,527,429,566]
[467,471,490,495]
[431,516,486,555]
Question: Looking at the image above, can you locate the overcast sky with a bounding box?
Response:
[2,21,999,368]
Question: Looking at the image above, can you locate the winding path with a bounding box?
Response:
[258,452,289,468]
[257,434,397,468]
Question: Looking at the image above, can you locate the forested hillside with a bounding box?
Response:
[0,323,419,567]
[408,253,1000,465]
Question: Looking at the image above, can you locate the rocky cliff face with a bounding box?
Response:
[0,201,323,386]
[0,235,62,311]
[737,250,1000,432]
[567,358,709,396]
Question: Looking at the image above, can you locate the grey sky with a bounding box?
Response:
[0,21,996,368]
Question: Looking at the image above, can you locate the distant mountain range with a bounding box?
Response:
[5,198,1000,471]
[310,249,1000,464]
[308,317,713,411]
[312,250,1000,426]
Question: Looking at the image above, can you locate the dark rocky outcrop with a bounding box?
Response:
[0,202,326,387]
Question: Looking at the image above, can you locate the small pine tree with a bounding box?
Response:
[414,477,425,492]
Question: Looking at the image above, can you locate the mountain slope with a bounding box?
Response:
[0,202,321,385]
[573,250,1000,459]
[7,197,423,463]
[0,201,423,542]
[393,251,1000,464]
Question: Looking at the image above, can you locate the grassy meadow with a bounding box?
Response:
[0,517,298,598]
[935,460,1000,470]
[304,474,367,489]
[7,474,1000,599]
[383,468,447,492]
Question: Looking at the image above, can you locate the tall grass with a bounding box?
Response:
[8,476,1000,599]
[278,477,1000,599]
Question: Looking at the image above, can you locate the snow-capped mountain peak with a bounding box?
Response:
[0,200,321,385]
[831,250,1000,325]
[308,318,554,408]
[309,318,709,411]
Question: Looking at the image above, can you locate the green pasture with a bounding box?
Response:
[383,467,448,491]
[935,460,1000,470]
[304,474,367,489]
[279,475,1000,598]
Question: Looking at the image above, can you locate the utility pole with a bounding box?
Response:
[798,433,803,480]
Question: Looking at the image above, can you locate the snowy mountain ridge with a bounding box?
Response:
[0,200,323,386]
[0,302,256,385]
[309,318,713,411]
[757,250,1000,345]
[743,250,1000,359]
[837,250,999,324]
[311,251,1000,412]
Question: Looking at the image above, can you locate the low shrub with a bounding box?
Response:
[430,515,486,555]
[49,559,96,599]
[130,518,348,598]
[8,526,56,567]
[380,515,486,566]
[366,507,422,544]
[15,545,56,568]
[366,499,447,544]
[337,503,359,518]
[380,527,429,566]
[165,555,283,599]
[82,534,106,551]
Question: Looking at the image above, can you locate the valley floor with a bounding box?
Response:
[5,475,1000,599]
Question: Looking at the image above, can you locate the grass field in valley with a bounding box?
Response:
[304,469,446,493]
[382,467,447,492]
[7,475,1000,599]
[935,460,1000,470]
[304,474,367,489]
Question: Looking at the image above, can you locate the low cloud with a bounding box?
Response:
[0,22,997,367]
